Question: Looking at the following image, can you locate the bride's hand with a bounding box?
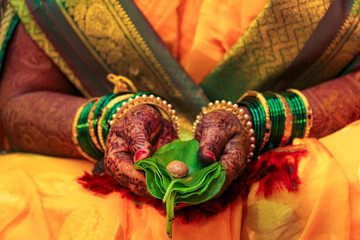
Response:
[105,104,178,197]
[194,109,251,191]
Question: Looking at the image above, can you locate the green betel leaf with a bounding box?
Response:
[134,139,226,238]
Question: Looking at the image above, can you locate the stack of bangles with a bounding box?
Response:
[193,89,313,163]
[72,92,180,162]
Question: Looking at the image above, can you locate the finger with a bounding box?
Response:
[128,182,151,198]
[105,151,149,196]
[218,131,248,190]
[106,126,129,155]
[153,119,179,152]
[195,110,241,166]
[121,105,163,162]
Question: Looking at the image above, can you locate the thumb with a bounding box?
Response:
[195,110,241,166]
[122,105,163,162]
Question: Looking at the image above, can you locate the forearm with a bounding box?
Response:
[303,70,360,138]
[1,91,86,158]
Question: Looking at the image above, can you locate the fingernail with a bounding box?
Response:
[205,152,216,161]
[199,151,216,166]
[135,150,147,161]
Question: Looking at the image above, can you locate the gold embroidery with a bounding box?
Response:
[59,0,182,100]
[9,0,92,98]
[58,0,195,130]
[295,1,360,87]
[0,2,16,55]
[203,0,332,100]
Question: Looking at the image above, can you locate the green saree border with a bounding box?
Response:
[292,0,360,87]
[0,1,19,73]
[12,0,208,120]
[9,0,92,97]
[201,0,360,102]
[25,0,111,96]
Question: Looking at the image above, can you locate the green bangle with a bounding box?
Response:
[280,91,307,141]
[239,97,265,155]
[77,100,104,160]
[89,93,133,151]
[238,91,271,152]
[288,89,313,137]
[263,92,285,150]
[97,93,139,151]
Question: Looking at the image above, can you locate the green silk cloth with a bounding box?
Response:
[202,0,360,102]
[3,0,360,116]
[135,139,226,238]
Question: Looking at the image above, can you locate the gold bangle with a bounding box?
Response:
[97,94,135,151]
[274,93,293,146]
[288,89,313,138]
[111,94,180,136]
[238,91,271,152]
[72,98,98,162]
[87,98,103,152]
[192,100,255,162]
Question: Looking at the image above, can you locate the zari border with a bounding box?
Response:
[294,0,360,87]
[10,0,208,120]
[105,0,209,119]
[26,0,111,96]
[201,0,333,102]
[8,0,92,98]
[0,1,18,72]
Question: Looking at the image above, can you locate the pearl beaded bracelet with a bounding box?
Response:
[192,100,256,163]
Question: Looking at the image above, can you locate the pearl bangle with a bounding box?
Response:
[111,94,180,135]
[192,100,255,163]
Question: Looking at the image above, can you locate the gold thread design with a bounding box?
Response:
[295,1,360,87]
[105,0,182,98]
[0,2,16,54]
[203,0,332,100]
[9,0,92,98]
[58,0,191,114]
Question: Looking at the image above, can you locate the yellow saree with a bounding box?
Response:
[1,0,360,239]
[0,120,359,239]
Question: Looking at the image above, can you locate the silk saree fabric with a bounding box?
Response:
[3,0,360,117]
[1,0,360,239]
[0,120,360,239]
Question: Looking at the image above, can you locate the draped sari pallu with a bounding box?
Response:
[2,0,360,116]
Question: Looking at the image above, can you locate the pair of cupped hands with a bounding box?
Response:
[105,104,249,197]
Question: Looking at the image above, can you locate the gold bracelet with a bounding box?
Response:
[274,93,293,146]
[238,91,271,152]
[97,94,135,151]
[111,94,180,136]
[192,100,256,162]
[87,98,103,151]
[288,89,313,138]
[72,98,98,162]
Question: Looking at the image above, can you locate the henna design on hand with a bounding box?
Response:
[153,119,178,151]
[105,104,178,196]
[194,109,249,191]
[303,70,360,138]
[0,23,83,157]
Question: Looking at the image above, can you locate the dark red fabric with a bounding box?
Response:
[77,145,307,223]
